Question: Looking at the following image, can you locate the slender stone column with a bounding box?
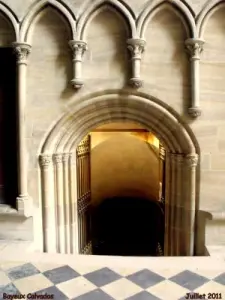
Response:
[62,152,71,253]
[127,38,146,88]
[185,38,204,118]
[39,154,57,253]
[184,153,198,255]
[53,153,65,254]
[164,153,171,256]
[169,153,177,255]
[69,152,77,254]
[173,154,184,256]
[12,42,32,216]
[69,40,87,89]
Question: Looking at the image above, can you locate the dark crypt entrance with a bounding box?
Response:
[91,197,164,256]
[76,127,166,257]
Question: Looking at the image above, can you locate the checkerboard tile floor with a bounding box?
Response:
[0,260,225,300]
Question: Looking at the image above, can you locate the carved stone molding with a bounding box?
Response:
[159,145,166,161]
[188,106,202,118]
[12,42,31,65]
[127,38,146,59]
[69,40,87,89]
[127,38,146,88]
[39,154,52,169]
[185,39,204,61]
[62,152,70,163]
[53,153,63,165]
[186,153,199,167]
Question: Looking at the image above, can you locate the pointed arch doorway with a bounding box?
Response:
[38,91,199,256]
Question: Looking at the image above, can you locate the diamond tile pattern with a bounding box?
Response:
[169,270,209,290]
[0,260,225,300]
[84,267,121,287]
[214,272,225,285]
[43,265,80,285]
[127,269,165,289]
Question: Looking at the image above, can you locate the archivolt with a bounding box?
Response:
[39,91,198,155]
[20,0,76,42]
[196,0,225,38]
[76,0,136,39]
[137,0,196,38]
[0,2,19,40]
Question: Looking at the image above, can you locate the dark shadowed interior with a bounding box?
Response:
[92,196,164,256]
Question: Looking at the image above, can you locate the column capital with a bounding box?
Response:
[53,153,63,165]
[62,152,70,163]
[185,38,204,61]
[127,38,146,59]
[12,42,31,65]
[127,38,146,88]
[68,40,87,89]
[69,40,87,58]
[185,153,199,167]
[39,154,52,169]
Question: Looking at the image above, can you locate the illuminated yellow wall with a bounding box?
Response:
[90,133,160,205]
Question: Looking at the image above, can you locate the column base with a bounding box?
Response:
[16,195,33,217]
[188,106,201,118]
[129,78,143,88]
[70,78,84,89]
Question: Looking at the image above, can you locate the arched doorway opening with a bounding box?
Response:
[76,122,165,256]
[38,91,199,256]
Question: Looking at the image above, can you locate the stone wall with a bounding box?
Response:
[0,0,224,247]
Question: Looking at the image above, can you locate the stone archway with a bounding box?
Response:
[38,91,199,256]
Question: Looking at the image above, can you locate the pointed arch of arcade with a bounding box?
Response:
[38,90,200,256]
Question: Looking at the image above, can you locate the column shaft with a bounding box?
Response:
[185,38,204,118]
[39,154,57,253]
[12,42,31,215]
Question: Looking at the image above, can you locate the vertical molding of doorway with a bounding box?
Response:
[69,152,78,254]
[62,153,71,254]
[165,152,198,256]
[184,154,198,256]
[39,154,57,253]
[164,152,171,256]
[174,154,184,256]
[53,153,65,254]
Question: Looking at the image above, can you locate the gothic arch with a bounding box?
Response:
[20,0,76,42]
[77,0,136,39]
[196,0,225,38]
[0,3,19,41]
[137,0,196,38]
[37,91,200,257]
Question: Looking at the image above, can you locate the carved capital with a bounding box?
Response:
[39,154,52,169]
[185,38,204,61]
[62,153,70,163]
[127,38,146,60]
[188,106,202,118]
[186,153,198,167]
[69,40,87,60]
[129,77,143,88]
[53,153,63,165]
[12,42,31,65]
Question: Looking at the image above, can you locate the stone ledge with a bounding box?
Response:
[0,204,31,218]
